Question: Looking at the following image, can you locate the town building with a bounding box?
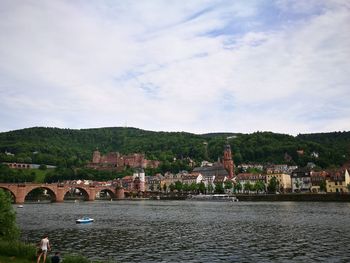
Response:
[182,173,203,185]
[192,164,228,188]
[236,173,266,193]
[326,169,350,193]
[265,164,298,174]
[119,169,146,192]
[145,174,163,192]
[160,172,183,189]
[121,176,134,191]
[310,171,328,193]
[191,143,234,187]
[223,144,235,178]
[133,169,145,192]
[266,173,292,192]
[291,167,312,192]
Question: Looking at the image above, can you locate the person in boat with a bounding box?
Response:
[37,234,51,263]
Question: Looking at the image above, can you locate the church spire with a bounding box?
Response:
[223,144,234,178]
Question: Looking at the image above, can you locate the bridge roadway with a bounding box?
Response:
[0,183,126,204]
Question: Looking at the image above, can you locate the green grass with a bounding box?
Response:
[0,240,110,263]
[0,255,35,263]
[32,169,48,183]
[0,240,36,260]
[21,169,49,183]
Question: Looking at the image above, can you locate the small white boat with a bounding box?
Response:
[76,217,94,224]
[17,205,24,208]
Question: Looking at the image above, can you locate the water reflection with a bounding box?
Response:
[16,201,350,262]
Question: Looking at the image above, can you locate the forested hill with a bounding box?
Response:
[0,127,349,169]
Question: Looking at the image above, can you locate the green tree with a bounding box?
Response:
[207,183,214,194]
[182,183,190,193]
[244,181,253,193]
[267,176,278,193]
[189,182,198,193]
[198,182,206,194]
[169,183,175,192]
[215,182,224,194]
[174,181,183,192]
[163,183,167,193]
[294,180,301,192]
[224,180,233,192]
[320,181,326,192]
[254,181,265,194]
[0,189,20,241]
[234,182,242,193]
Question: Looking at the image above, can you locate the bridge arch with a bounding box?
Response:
[96,188,116,199]
[0,183,125,203]
[24,186,57,202]
[63,186,90,201]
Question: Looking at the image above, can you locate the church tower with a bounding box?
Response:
[223,144,234,178]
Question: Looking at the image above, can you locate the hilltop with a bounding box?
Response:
[0,127,349,169]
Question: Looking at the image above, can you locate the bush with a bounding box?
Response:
[0,189,20,241]
[0,240,36,260]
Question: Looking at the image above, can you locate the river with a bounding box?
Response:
[15,200,350,262]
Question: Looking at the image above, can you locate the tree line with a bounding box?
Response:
[0,127,349,172]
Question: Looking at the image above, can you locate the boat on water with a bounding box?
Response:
[76,217,94,224]
[190,194,239,202]
[17,205,24,208]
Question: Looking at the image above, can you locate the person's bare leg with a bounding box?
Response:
[43,252,47,263]
[37,252,42,263]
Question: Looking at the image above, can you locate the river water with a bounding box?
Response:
[15,200,350,262]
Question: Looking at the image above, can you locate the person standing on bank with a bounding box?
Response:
[37,235,51,263]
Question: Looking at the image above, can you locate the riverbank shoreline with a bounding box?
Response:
[234,193,350,202]
[150,193,350,202]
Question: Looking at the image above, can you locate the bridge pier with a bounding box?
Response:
[56,187,66,202]
[116,188,125,199]
[15,185,26,204]
[87,187,96,201]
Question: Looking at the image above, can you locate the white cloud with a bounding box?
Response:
[0,0,349,134]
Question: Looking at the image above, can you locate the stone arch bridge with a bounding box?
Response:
[0,183,126,204]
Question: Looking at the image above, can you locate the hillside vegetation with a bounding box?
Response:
[0,127,349,171]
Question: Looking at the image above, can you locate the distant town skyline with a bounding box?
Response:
[0,1,349,135]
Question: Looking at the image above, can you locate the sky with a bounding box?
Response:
[0,0,349,135]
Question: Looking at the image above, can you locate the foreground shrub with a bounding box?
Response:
[0,240,36,260]
[0,189,20,241]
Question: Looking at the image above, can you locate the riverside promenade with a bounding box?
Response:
[236,193,350,202]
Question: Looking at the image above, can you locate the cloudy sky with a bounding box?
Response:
[0,0,349,135]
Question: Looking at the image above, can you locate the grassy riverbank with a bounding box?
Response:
[0,255,34,263]
[0,241,110,263]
